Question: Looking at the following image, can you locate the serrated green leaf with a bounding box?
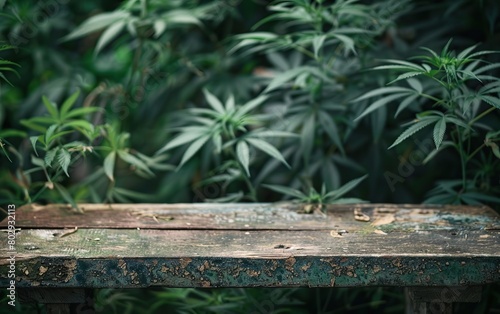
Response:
[264,66,308,92]
[300,113,315,165]
[251,130,297,138]
[236,141,250,177]
[263,184,306,199]
[57,149,71,177]
[246,138,290,168]
[312,34,326,59]
[461,192,500,204]
[178,135,210,169]
[388,117,438,149]
[118,150,154,176]
[318,112,344,155]
[21,117,56,132]
[64,120,95,133]
[42,96,59,119]
[381,59,425,71]
[332,33,356,55]
[203,89,225,114]
[324,175,367,201]
[59,90,81,120]
[475,62,500,75]
[44,147,59,167]
[31,155,45,167]
[433,118,446,149]
[44,124,58,145]
[153,20,167,38]
[480,96,500,109]
[163,10,201,25]
[389,72,423,85]
[104,151,116,181]
[407,78,423,93]
[225,94,235,111]
[467,50,499,59]
[157,130,207,154]
[48,131,73,144]
[63,141,88,149]
[355,93,409,121]
[0,129,26,138]
[234,95,269,119]
[457,44,478,60]
[352,87,413,102]
[372,65,422,72]
[62,11,130,41]
[0,72,14,86]
[478,81,500,94]
[30,136,40,156]
[444,116,469,130]
[64,107,100,119]
[212,134,222,154]
[395,94,419,118]
[95,20,125,54]
[486,130,500,140]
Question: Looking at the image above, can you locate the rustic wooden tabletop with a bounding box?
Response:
[1,203,499,289]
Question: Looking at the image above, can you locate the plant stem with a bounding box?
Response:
[467,143,485,161]
[229,149,257,201]
[420,93,443,103]
[468,106,496,126]
[456,128,467,191]
[242,172,258,202]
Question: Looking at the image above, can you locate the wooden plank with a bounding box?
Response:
[2,203,499,231]
[0,228,499,288]
[3,228,500,258]
[1,203,499,289]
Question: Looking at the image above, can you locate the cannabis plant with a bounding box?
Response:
[354,40,500,204]
[157,89,294,202]
[13,91,169,211]
[229,0,408,200]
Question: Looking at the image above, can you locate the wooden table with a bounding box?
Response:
[1,203,499,313]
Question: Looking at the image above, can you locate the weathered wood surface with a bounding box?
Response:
[1,203,499,230]
[1,203,499,289]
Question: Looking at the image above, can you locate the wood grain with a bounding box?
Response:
[0,203,499,288]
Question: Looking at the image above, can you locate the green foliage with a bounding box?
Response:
[61,0,215,55]
[0,43,19,86]
[158,89,294,201]
[354,41,500,203]
[264,175,368,207]
[4,90,169,210]
[1,0,500,311]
